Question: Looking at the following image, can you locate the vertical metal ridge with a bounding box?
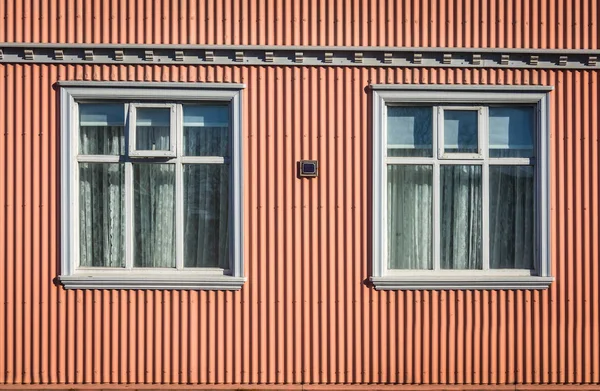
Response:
[592,69,600,384]
[14,62,23,385]
[0,0,598,48]
[0,60,6,385]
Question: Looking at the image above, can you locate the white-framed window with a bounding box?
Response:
[371,85,554,290]
[128,103,177,157]
[59,82,245,290]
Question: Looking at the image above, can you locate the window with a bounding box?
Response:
[371,85,553,290]
[59,82,245,290]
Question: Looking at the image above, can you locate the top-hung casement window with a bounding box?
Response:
[59,82,245,290]
[371,85,553,290]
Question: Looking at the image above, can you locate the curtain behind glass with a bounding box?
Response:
[489,166,535,268]
[183,164,230,268]
[387,165,433,269]
[79,163,125,267]
[79,103,124,155]
[80,126,124,155]
[136,127,171,151]
[184,126,229,156]
[133,164,176,267]
[440,165,482,269]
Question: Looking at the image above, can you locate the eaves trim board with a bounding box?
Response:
[1,43,599,69]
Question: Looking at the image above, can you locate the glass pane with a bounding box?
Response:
[79,163,125,267]
[183,164,230,268]
[387,107,433,157]
[387,165,433,269]
[489,107,535,157]
[133,164,175,267]
[441,165,482,269]
[444,110,479,153]
[79,103,125,155]
[183,105,230,156]
[490,166,535,269]
[135,107,171,151]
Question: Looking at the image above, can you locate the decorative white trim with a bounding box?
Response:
[370,276,554,290]
[60,87,76,277]
[2,43,599,69]
[60,274,246,290]
[371,84,554,92]
[59,82,245,290]
[371,85,553,290]
[371,90,385,278]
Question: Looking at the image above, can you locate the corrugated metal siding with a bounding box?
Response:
[0,65,599,386]
[0,0,598,49]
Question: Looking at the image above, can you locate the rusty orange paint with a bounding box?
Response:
[0,0,598,48]
[0,64,599,388]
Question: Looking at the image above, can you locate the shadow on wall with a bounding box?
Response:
[52,82,62,288]
[364,85,373,288]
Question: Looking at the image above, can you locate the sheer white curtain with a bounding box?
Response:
[440,165,482,269]
[135,126,171,151]
[387,165,433,269]
[133,163,176,267]
[388,164,532,270]
[79,125,124,155]
[387,165,483,270]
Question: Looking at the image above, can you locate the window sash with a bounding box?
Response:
[384,103,536,274]
[75,101,232,272]
[129,103,178,157]
[437,106,486,160]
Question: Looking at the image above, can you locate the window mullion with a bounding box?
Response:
[436,106,443,159]
[433,161,440,271]
[433,106,440,271]
[482,161,490,271]
[176,104,184,270]
[482,107,490,271]
[125,161,133,270]
[128,104,136,159]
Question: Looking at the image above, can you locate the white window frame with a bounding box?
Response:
[438,106,485,159]
[59,82,246,290]
[371,85,554,290]
[129,103,177,157]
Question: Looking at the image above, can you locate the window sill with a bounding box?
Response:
[59,272,246,290]
[370,275,554,290]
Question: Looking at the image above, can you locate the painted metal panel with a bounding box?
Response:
[0,64,599,387]
[0,0,598,49]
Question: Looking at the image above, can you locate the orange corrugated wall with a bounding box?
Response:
[1,0,600,388]
[0,64,598,387]
[0,0,598,48]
